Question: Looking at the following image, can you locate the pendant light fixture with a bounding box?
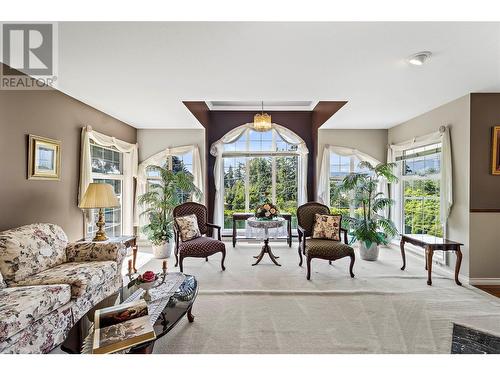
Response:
[253,101,272,132]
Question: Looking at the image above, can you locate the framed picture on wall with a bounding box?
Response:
[28,134,61,180]
[492,126,500,175]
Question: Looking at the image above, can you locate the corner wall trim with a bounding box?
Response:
[470,278,500,286]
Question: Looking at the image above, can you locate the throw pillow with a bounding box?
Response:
[312,214,342,241]
[175,214,201,242]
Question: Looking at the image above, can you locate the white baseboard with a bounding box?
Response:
[469,278,500,286]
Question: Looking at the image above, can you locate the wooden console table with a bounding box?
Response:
[78,236,138,272]
[399,234,463,286]
[232,212,292,247]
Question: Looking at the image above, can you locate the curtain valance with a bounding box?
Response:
[135,144,204,227]
[210,123,309,227]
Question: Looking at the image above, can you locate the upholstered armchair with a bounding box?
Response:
[297,202,355,280]
[173,202,226,273]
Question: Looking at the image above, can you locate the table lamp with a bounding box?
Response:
[79,183,119,241]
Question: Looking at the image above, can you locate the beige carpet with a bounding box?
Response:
[132,240,500,354]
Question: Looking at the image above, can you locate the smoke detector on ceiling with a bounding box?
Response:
[407,51,432,66]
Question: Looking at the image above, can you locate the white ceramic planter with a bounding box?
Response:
[359,241,379,261]
[152,241,173,259]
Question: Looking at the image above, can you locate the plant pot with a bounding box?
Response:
[152,242,172,259]
[359,242,379,261]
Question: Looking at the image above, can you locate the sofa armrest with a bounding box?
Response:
[65,242,127,265]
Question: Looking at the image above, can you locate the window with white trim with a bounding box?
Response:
[146,152,194,203]
[329,152,371,217]
[222,128,299,231]
[86,141,124,239]
[397,143,443,238]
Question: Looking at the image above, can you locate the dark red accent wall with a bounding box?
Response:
[206,111,314,219]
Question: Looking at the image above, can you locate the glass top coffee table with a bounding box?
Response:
[60,274,198,354]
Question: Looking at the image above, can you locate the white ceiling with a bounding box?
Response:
[50,22,500,129]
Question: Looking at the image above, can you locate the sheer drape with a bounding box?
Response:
[210,123,308,227]
[79,126,138,235]
[317,145,385,211]
[135,145,204,228]
[388,126,453,233]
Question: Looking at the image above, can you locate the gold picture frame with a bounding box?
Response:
[28,134,61,180]
[492,126,500,175]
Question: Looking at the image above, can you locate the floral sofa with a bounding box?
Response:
[0,223,126,354]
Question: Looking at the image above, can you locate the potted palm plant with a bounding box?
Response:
[138,164,201,259]
[340,162,398,261]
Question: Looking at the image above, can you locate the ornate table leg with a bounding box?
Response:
[252,240,267,266]
[426,246,433,286]
[455,247,463,286]
[400,237,406,271]
[252,239,282,266]
[267,242,282,266]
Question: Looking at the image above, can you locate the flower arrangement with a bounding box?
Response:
[128,271,160,302]
[127,271,159,288]
[255,200,279,220]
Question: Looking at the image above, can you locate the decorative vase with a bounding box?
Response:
[141,281,155,302]
[359,241,379,261]
[152,242,172,259]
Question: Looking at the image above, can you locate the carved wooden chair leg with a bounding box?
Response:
[298,245,303,266]
[221,249,226,271]
[349,254,355,278]
[174,252,179,267]
[306,256,312,280]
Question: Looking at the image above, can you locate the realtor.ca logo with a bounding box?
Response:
[1,23,58,90]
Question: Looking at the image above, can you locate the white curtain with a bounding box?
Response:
[317,145,384,208]
[210,123,309,227]
[388,126,453,232]
[135,145,204,228]
[79,126,138,235]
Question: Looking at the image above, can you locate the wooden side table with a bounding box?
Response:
[78,236,138,272]
[399,234,463,286]
[232,212,292,247]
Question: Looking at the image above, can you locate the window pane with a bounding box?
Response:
[403,178,442,237]
[223,157,247,229]
[248,157,272,208]
[402,143,441,177]
[91,144,123,175]
[275,156,298,228]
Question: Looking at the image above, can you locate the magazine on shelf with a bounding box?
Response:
[92,300,156,354]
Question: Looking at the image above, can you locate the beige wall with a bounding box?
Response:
[317,129,388,165]
[137,129,207,201]
[0,82,137,241]
[388,95,471,277]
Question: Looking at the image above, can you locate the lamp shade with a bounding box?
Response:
[79,183,119,209]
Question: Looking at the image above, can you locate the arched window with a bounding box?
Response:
[329,152,372,217]
[211,124,308,233]
[318,145,382,219]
